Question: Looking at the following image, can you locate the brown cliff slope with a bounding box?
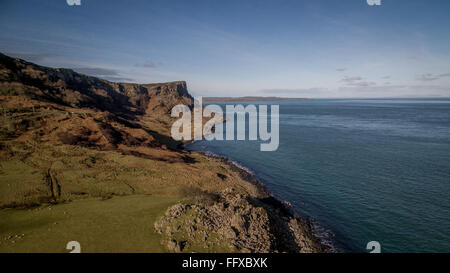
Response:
[0,52,191,151]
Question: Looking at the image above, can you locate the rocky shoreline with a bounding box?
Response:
[155,150,333,253]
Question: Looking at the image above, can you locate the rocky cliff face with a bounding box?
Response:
[0,52,192,151]
[0,53,193,116]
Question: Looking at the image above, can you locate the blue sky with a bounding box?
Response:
[1,0,450,98]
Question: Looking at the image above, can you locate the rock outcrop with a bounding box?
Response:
[155,187,328,253]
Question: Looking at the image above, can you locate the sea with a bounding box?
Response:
[187,98,450,253]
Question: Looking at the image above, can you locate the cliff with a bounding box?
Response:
[0,53,328,253]
[0,52,191,150]
[0,53,192,115]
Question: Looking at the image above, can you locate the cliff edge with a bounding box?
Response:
[0,53,328,253]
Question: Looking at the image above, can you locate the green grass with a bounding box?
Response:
[0,160,50,208]
[0,142,252,208]
[0,143,180,207]
[0,141,257,253]
[0,194,177,253]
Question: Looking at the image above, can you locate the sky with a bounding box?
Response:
[1,0,450,98]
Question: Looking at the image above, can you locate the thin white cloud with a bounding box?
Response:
[72,67,119,76]
[340,76,376,87]
[417,73,450,81]
[4,52,54,63]
[135,60,161,68]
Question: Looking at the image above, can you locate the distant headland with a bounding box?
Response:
[203,96,312,102]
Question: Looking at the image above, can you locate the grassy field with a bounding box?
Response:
[0,142,257,252]
[0,194,177,252]
[0,142,250,207]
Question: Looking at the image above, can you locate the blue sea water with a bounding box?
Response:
[187,98,450,253]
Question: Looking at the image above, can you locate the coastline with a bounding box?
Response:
[0,53,332,253]
[185,148,335,252]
